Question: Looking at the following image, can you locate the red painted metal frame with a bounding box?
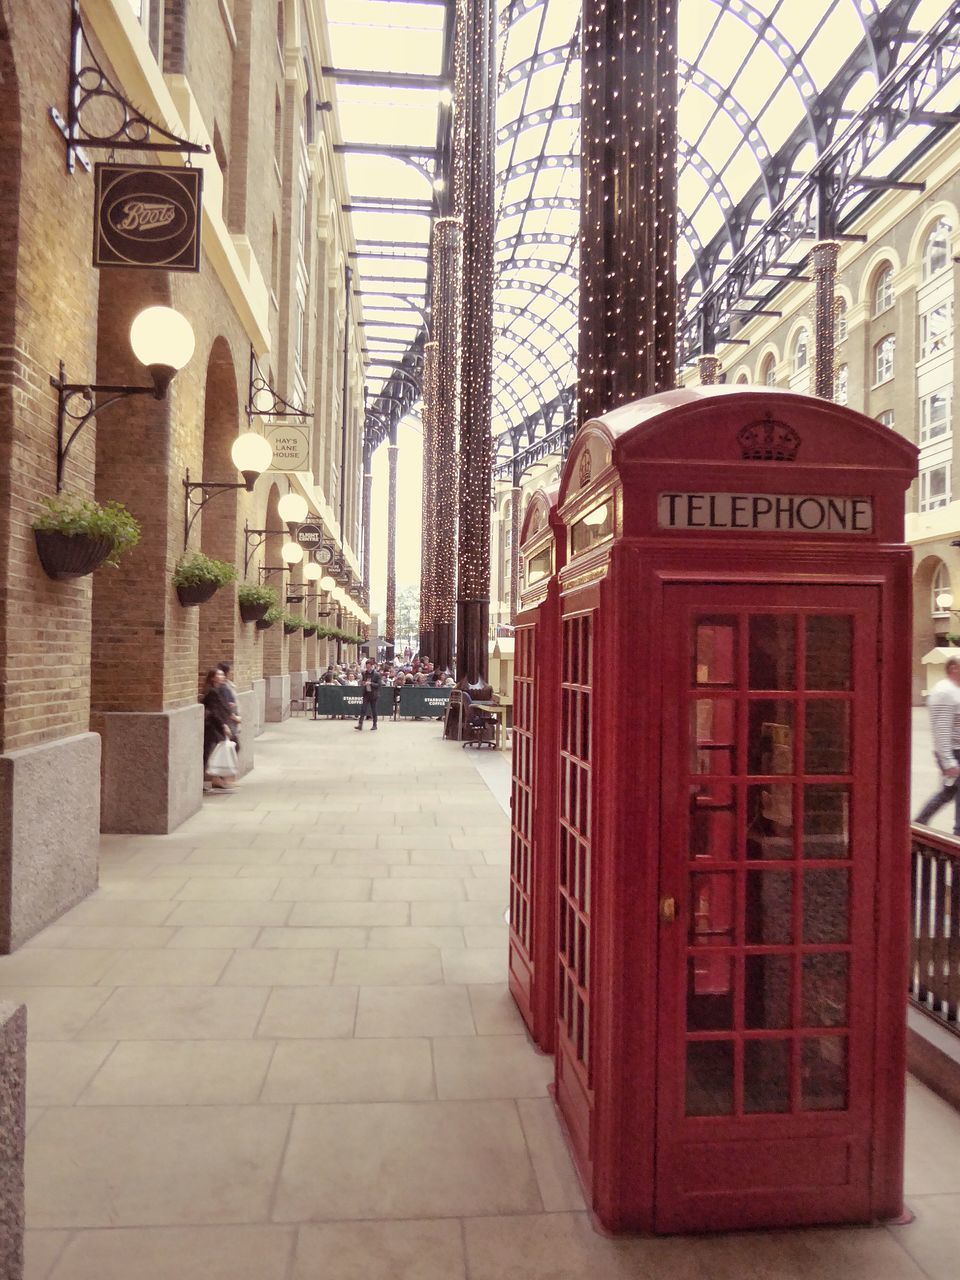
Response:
[509,488,566,1052]
[549,386,916,1234]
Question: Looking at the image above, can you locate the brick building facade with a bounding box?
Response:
[0,0,367,952]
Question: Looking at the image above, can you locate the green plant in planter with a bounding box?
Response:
[172,552,237,588]
[32,495,141,576]
[282,613,307,634]
[256,604,284,630]
[238,583,279,608]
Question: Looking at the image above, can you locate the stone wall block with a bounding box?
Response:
[0,733,100,953]
[0,1002,25,1280]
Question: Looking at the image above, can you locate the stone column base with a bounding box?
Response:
[0,733,100,952]
[95,705,203,834]
[235,690,256,777]
[252,679,266,736]
[290,670,307,701]
[265,674,291,722]
[0,1002,25,1279]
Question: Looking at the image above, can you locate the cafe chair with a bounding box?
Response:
[461,706,498,749]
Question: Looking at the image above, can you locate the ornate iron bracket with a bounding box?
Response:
[52,360,159,491]
[243,523,288,576]
[246,348,313,422]
[50,0,211,175]
[182,470,250,551]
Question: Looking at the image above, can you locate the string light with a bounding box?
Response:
[811,239,841,401]
[385,435,399,651]
[430,217,461,674]
[419,341,438,647]
[453,0,496,679]
[579,1,678,425]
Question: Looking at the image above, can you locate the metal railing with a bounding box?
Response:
[911,825,960,1036]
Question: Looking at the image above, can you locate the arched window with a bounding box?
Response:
[874,335,895,385]
[923,218,953,282]
[933,561,953,616]
[760,354,777,386]
[276,1,285,51]
[873,265,894,317]
[835,298,847,342]
[835,364,848,406]
[735,372,749,385]
[793,329,809,373]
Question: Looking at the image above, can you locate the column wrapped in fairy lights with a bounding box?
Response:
[812,240,841,400]
[453,0,496,683]
[385,429,399,661]
[419,340,438,658]
[698,355,721,385]
[432,217,461,675]
[361,441,373,596]
[579,0,679,424]
[509,469,522,624]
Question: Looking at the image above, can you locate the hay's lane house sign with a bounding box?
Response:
[94,164,202,271]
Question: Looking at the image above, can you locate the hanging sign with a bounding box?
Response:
[93,163,202,271]
[658,492,873,534]
[266,423,311,471]
[296,523,323,548]
[311,544,336,566]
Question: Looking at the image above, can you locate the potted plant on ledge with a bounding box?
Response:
[172,552,237,607]
[283,613,306,636]
[238,582,278,624]
[33,496,141,581]
[256,604,283,631]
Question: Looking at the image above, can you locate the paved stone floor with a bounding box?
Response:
[1,716,959,1279]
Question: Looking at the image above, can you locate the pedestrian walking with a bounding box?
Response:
[915,657,960,833]
[356,657,382,731]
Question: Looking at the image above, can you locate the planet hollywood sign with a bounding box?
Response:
[658,492,874,534]
[93,164,202,272]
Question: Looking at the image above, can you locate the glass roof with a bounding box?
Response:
[492,0,960,458]
[325,0,447,432]
[326,0,960,457]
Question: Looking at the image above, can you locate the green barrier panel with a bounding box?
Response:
[313,685,393,718]
[396,687,452,718]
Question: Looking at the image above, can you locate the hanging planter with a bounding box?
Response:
[256,605,283,631]
[176,580,219,607]
[238,583,278,624]
[172,551,236,608]
[302,624,317,638]
[282,613,308,636]
[32,497,141,582]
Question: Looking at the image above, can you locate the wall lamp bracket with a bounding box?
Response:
[258,564,294,581]
[243,523,288,575]
[183,469,256,551]
[246,348,313,422]
[52,360,167,492]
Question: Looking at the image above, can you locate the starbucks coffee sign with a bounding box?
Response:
[93,164,202,271]
[658,492,873,534]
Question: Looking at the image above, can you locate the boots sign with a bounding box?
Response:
[93,164,202,272]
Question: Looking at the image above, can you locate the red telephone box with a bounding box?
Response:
[509,487,566,1052]
[549,386,917,1234]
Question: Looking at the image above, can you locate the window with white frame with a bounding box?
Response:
[835,298,847,342]
[835,363,848,405]
[920,300,954,360]
[873,265,894,316]
[920,462,951,512]
[876,409,895,429]
[874,334,895,385]
[920,388,952,443]
[761,354,776,386]
[923,218,953,282]
[793,329,809,372]
[932,560,952,616]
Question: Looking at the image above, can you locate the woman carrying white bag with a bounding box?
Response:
[201,668,239,791]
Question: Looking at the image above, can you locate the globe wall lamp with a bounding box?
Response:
[53,305,195,492]
[277,492,309,530]
[183,431,273,549]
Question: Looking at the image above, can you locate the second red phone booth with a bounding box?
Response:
[509,487,566,1052]
[546,386,917,1235]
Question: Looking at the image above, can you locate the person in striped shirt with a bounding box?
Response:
[915,658,960,832]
